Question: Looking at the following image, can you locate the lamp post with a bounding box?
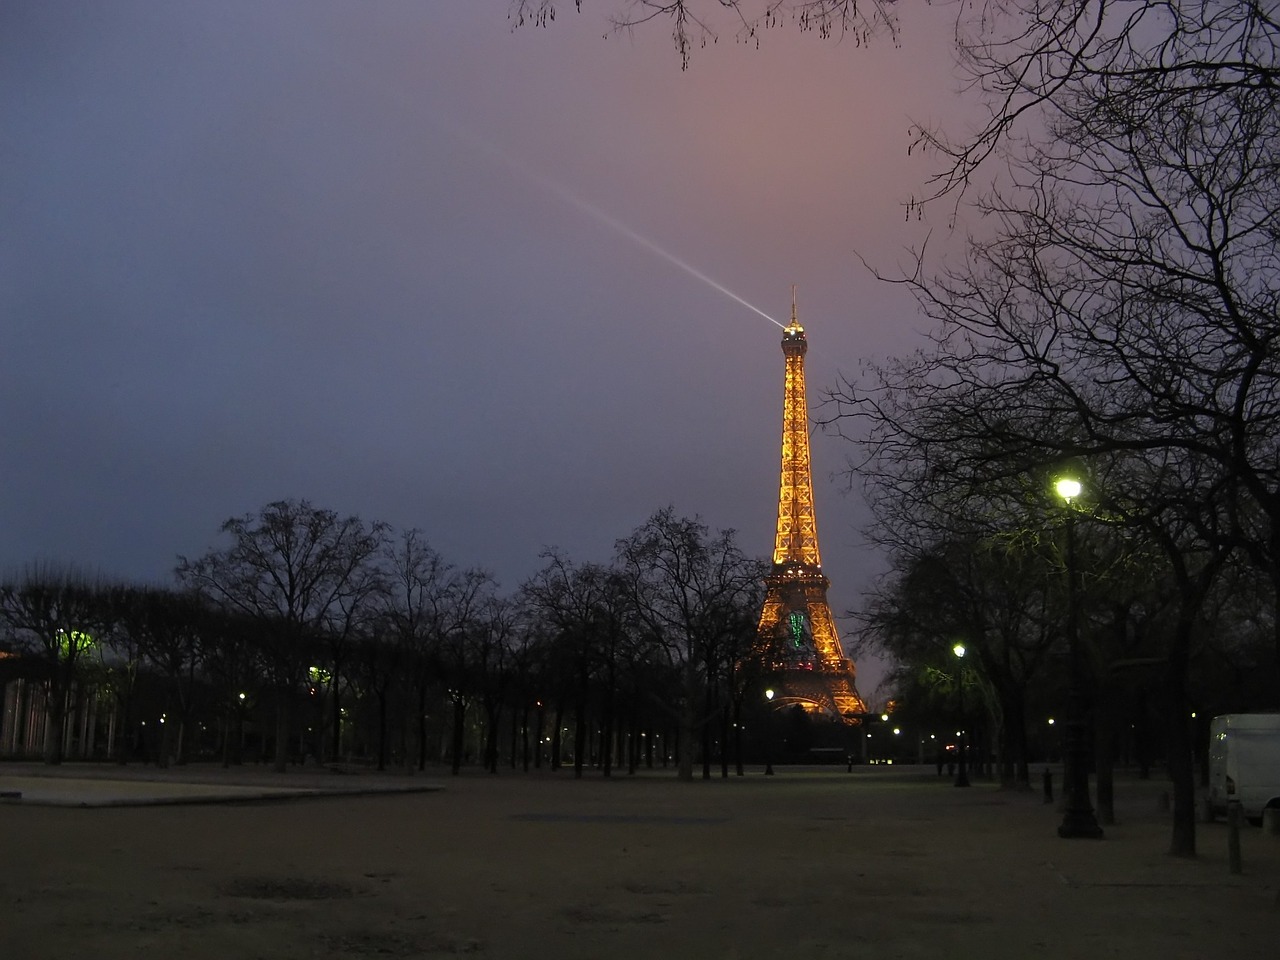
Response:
[236,691,247,766]
[764,689,775,776]
[1055,476,1103,839]
[952,643,970,787]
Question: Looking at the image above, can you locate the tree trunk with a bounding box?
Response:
[43,676,72,765]
[1134,685,1152,779]
[42,697,62,765]
[115,676,136,765]
[509,702,520,770]
[484,702,500,773]
[521,703,531,772]
[733,695,744,777]
[629,716,641,775]
[450,697,466,775]
[330,682,343,762]
[573,702,587,779]
[677,700,695,782]
[1271,551,1280,696]
[550,702,564,772]
[701,681,714,780]
[1008,687,1030,789]
[273,695,289,774]
[600,709,613,778]
[417,683,429,771]
[1167,619,1196,857]
[376,689,389,771]
[221,694,234,769]
[720,705,730,779]
[678,660,698,782]
[1094,680,1116,826]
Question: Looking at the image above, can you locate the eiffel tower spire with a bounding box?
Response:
[772,289,822,570]
[756,294,866,719]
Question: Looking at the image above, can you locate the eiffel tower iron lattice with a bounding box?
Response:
[754,294,867,720]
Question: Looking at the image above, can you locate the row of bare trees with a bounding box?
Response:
[0,501,764,781]
[824,0,1280,859]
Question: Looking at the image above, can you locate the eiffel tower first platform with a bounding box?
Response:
[754,295,867,720]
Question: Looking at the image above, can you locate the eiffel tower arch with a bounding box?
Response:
[753,294,867,721]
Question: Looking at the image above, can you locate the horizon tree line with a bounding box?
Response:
[0,500,772,781]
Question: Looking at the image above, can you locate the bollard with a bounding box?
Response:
[1042,767,1053,805]
[1198,796,1214,822]
[1228,800,1243,875]
[1263,807,1280,836]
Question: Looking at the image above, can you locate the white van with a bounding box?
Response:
[1208,713,1280,825]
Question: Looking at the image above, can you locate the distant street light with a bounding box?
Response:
[1055,475,1103,839]
[953,643,970,787]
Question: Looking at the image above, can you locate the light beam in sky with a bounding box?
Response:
[533,182,787,330]
[420,103,785,329]
[522,180,783,330]
[310,34,786,330]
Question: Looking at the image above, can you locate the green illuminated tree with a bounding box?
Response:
[0,566,111,763]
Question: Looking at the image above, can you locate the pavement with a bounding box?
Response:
[0,760,441,806]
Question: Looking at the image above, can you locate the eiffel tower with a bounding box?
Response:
[755,293,867,720]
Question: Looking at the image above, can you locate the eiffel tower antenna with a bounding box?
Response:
[754,293,866,720]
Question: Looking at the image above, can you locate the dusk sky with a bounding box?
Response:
[3,2,975,697]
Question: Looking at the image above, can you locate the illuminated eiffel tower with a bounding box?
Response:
[755,293,867,720]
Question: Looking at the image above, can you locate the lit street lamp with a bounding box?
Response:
[1055,476,1103,839]
[953,643,970,787]
[764,689,775,776]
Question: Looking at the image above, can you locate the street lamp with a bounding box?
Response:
[952,643,970,787]
[1055,475,1103,838]
[764,689,775,776]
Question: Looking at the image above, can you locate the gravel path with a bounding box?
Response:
[2,763,1276,959]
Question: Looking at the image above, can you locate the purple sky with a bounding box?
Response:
[2,2,971,698]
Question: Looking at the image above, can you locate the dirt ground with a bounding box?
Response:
[2,763,1278,960]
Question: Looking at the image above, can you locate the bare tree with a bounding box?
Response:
[472,594,519,774]
[830,80,1277,848]
[381,528,452,770]
[379,529,493,772]
[523,551,639,778]
[177,499,387,773]
[615,508,765,781]
[115,586,208,766]
[435,567,498,775]
[512,1,899,68]
[354,614,408,771]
